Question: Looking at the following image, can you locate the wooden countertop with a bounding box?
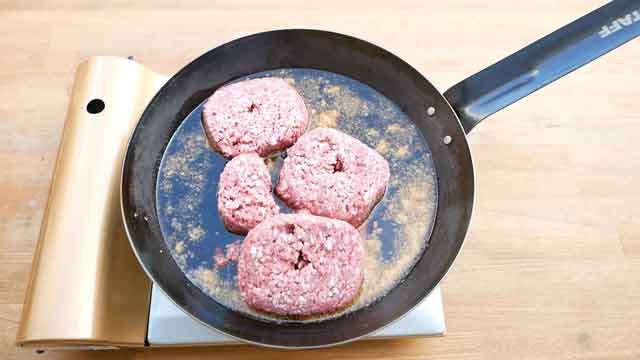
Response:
[2,1,639,359]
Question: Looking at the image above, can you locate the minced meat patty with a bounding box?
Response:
[217,153,279,234]
[202,77,308,158]
[276,127,390,227]
[237,213,364,316]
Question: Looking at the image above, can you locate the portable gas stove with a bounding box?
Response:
[16,57,446,351]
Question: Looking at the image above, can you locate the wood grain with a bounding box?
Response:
[1,1,639,359]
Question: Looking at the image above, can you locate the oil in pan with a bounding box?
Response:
[156,68,438,323]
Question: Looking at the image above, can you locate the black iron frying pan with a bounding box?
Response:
[122,1,640,348]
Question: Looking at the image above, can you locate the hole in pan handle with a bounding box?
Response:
[444,0,640,134]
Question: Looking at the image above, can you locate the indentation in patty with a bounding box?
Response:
[276,127,390,227]
[237,213,365,316]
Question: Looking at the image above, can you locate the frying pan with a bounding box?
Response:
[122,0,640,348]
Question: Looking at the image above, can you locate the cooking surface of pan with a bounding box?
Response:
[156,68,438,323]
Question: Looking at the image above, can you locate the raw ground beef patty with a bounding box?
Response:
[202,77,309,158]
[276,127,390,227]
[237,213,365,316]
[217,153,279,234]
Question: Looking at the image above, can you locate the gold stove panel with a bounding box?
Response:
[17,57,167,348]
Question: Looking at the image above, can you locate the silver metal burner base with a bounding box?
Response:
[148,284,446,346]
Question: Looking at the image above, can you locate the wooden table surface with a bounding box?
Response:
[2,1,640,359]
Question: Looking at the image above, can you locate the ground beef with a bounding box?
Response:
[237,213,364,316]
[275,127,390,227]
[217,153,279,234]
[213,240,242,267]
[202,77,308,158]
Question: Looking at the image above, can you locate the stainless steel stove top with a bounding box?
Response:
[148,284,446,345]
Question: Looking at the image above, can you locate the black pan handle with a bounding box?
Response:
[444,0,640,134]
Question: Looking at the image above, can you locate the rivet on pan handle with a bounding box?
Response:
[444,0,640,134]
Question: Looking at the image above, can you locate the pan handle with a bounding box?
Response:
[444,0,640,134]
